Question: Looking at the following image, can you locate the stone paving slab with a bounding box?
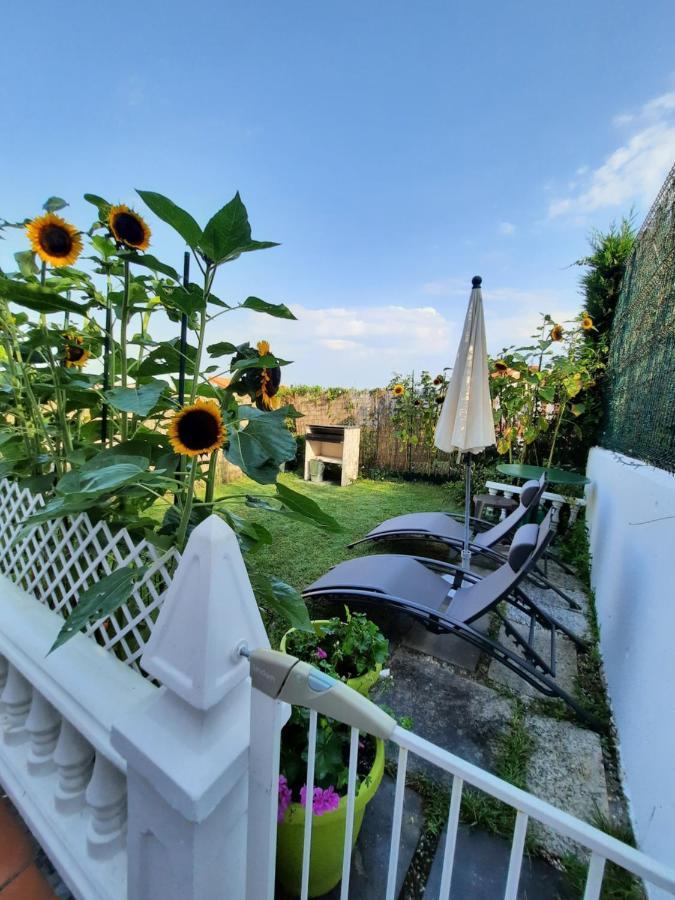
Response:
[505,603,590,643]
[373,648,513,781]
[321,776,423,899]
[487,625,578,701]
[424,824,574,899]
[401,614,491,672]
[523,581,590,615]
[524,715,609,859]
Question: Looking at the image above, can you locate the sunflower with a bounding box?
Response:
[581,314,594,331]
[108,204,151,250]
[392,384,405,397]
[435,394,446,405]
[433,375,443,386]
[63,334,91,369]
[493,359,508,373]
[254,340,282,410]
[550,324,564,342]
[257,367,282,410]
[168,399,225,457]
[26,213,82,267]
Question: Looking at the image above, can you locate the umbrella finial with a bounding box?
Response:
[472,275,482,288]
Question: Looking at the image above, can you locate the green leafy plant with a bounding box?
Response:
[0,191,341,647]
[279,610,388,811]
[490,312,606,469]
[285,608,389,680]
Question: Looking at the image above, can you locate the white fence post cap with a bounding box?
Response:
[141,514,269,710]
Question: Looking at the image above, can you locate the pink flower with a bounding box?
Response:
[316,647,328,661]
[300,785,341,817]
[278,775,292,823]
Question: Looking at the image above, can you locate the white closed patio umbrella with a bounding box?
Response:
[434,275,496,568]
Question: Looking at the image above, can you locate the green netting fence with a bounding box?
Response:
[602,162,675,473]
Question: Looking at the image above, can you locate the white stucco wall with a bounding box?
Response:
[586,447,675,892]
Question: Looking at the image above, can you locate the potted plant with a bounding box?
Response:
[280,608,389,695]
[276,699,385,897]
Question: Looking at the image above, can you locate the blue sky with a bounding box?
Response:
[2,0,674,386]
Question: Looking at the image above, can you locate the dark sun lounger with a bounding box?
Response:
[305,512,601,729]
[348,474,582,611]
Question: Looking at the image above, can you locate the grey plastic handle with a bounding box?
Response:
[249,648,396,740]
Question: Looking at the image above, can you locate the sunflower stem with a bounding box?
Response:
[546,396,567,469]
[188,265,215,405]
[176,459,199,551]
[100,276,113,446]
[0,312,57,472]
[37,264,72,467]
[205,451,219,504]
[119,259,130,441]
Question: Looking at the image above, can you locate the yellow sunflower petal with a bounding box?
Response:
[168,399,225,457]
[108,204,151,251]
[26,213,83,267]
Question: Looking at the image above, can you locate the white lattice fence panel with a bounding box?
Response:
[0,478,179,672]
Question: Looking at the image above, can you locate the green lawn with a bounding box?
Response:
[216,472,458,592]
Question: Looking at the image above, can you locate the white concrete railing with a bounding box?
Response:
[1,489,674,899]
[485,480,586,529]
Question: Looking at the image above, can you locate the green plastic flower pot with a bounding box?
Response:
[276,738,385,897]
[280,620,382,696]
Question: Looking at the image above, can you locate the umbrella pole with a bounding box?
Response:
[462,454,472,570]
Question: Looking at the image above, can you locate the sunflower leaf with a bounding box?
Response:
[49,566,149,653]
[157,282,207,316]
[200,192,251,264]
[134,338,197,376]
[120,252,180,282]
[91,234,117,259]
[207,341,239,357]
[0,277,88,314]
[83,194,111,214]
[275,481,342,532]
[14,250,38,278]
[43,196,68,212]
[103,381,166,417]
[230,353,291,371]
[249,572,312,632]
[225,406,296,484]
[136,190,203,249]
[240,296,296,320]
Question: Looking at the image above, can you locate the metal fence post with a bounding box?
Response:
[111,515,270,900]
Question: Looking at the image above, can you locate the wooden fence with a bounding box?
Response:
[281,389,457,477]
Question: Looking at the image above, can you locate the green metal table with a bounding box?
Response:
[496,463,590,487]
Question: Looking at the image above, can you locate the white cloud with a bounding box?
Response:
[147,281,582,388]
[499,221,516,236]
[549,90,675,218]
[183,303,456,388]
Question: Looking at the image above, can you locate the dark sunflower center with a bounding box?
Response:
[66,346,85,362]
[40,225,73,258]
[113,212,145,246]
[177,409,220,451]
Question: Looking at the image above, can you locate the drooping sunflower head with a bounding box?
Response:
[493,359,508,373]
[550,324,564,342]
[433,375,443,386]
[108,204,151,251]
[435,394,446,405]
[392,383,405,397]
[581,314,594,331]
[168,399,226,457]
[63,333,91,369]
[257,365,282,410]
[26,213,83,267]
